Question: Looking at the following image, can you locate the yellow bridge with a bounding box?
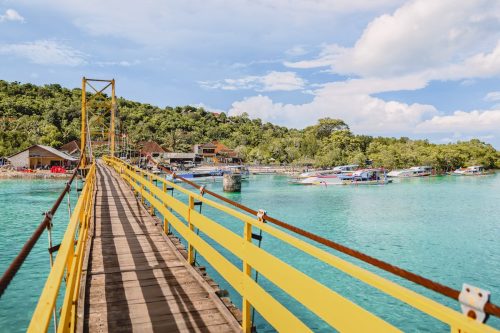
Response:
[2,78,498,332]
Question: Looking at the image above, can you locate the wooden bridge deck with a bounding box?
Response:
[79,162,241,333]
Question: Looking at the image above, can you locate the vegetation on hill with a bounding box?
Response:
[1,80,498,170]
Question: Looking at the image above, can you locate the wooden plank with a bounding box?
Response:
[80,161,240,333]
[86,308,233,333]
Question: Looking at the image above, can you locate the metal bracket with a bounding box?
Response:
[43,211,54,229]
[257,209,267,222]
[459,283,490,323]
[251,233,263,241]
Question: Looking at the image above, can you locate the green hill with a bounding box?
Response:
[0,80,498,170]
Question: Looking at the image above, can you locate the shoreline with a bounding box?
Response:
[0,171,72,179]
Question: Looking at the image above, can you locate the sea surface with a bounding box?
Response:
[0,174,499,332]
[0,179,78,333]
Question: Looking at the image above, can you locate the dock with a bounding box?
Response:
[80,162,240,332]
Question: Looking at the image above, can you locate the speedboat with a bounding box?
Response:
[387,166,433,178]
[342,168,391,185]
[292,165,359,185]
[294,173,344,185]
[296,164,359,179]
[296,169,335,179]
[452,165,491,176]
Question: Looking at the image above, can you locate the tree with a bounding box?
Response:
[314,118,349,139]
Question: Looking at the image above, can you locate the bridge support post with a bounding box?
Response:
[187,196,195,265]
[223,173,241,192]
[242,221,253,333]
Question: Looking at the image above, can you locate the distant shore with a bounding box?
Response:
[0,170,72,179]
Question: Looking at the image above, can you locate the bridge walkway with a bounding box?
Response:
[80,162,240,333]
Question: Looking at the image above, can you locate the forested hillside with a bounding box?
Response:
[1,80,498,170]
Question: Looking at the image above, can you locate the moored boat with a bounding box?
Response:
[452,165,492,176]
[387,166,433,178]
[296,164,359,179]
[342,168,391,185]
[291,164,359,185]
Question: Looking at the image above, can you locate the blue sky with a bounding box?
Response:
[1,0,500,148]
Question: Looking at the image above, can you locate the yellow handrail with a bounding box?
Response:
[104,156,499,333]
[28,161,96,333]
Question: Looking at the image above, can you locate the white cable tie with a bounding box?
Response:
[459,283,490,323]
[257,209,267,222]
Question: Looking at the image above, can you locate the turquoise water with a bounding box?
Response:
[1,174,499,332]
[0,179,78,333]
[170,174,500,332]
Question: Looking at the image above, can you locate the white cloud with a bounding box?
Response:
[416,110,500,133]
[0,40,86,66]
[200,71,306,92]
[248,0,500,145]
[285,0,500,81]
[228,78,437,133]
[0,9,24,22]
[484,91,500,102]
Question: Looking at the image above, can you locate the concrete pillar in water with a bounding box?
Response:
[223,173,241,192]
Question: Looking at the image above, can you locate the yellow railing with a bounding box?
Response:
[104,156,498,333]
[28,161,96,333]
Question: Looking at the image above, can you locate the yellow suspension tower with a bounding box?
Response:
[80,77,117,168]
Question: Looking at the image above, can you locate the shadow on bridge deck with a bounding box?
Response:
[79,162,240,333]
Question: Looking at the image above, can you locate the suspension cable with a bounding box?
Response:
[0,155,84,298]
[146,156,500,318]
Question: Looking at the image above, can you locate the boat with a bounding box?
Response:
[342,168,391,185]
[452,165,492,176]
[291,173,344,185]
[296,164,359,179]
[387,166,433,178]
[291,164,359,185]
[174,165,250,181]
[296,169,335,179]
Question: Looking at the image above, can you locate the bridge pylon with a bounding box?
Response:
[80,77,117,168]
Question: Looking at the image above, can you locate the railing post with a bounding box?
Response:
[242,220,253,333]
[148,174,154,216]
[140,171,145,205]
[187,195,195,265]
[162,182,169,234]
